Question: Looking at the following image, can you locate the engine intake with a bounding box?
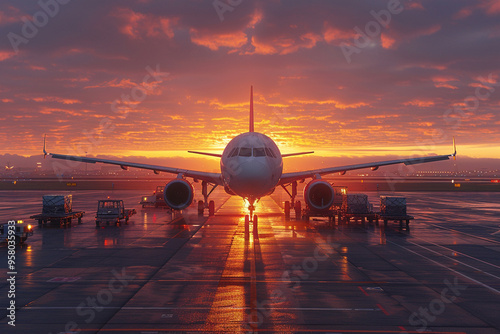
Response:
[163,179,194,210]
[304,180,334,211]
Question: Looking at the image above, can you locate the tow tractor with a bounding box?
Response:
[140,186,168,208]
[1,220,34,245]
[95,200,136,227]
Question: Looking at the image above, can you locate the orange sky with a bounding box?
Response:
[1,0,499,170]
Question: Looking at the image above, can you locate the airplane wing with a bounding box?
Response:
[47,152,223,184]
[279,146,456,185]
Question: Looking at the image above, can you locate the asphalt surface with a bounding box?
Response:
[1,188,500,333]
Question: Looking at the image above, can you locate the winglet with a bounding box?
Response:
[452,137,456,160]
[249,85,254,132]
[43,134,48,158]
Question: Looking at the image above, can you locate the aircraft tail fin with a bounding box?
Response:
[249,85,254,132]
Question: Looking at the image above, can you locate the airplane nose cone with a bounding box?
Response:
[228,159,272,197]
[240,160,268,180]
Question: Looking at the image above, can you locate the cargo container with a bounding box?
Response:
[31,195,84,227]
[380,196,407,216]
[42,195,72,215]
[342,194,370,214]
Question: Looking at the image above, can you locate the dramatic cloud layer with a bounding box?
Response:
[1,0,499,170]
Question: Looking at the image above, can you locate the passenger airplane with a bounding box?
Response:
[44,87,456,222]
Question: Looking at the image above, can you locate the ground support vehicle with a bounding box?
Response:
[1,220,33,244]
[95,200,136,227]
[140,186,169,208]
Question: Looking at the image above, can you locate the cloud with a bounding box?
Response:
[480,0,500,15]
[112,7,177,39]
[432,76,459,89]
[0,0,499,162]
[0,51,15,61]
[380,33,396,49]
[190,29,247,51]
[28,97,82,104]
[403,100,435,107]
[85,78,139,89]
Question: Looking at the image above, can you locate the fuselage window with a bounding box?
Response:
[228,147,239,157]
[265,148,276,158]
[239,147,252,157]
[253,148,266,157]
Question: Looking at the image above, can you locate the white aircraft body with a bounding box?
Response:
[44,87,456,220]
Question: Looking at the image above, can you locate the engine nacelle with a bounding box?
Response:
[304,180,335,211]
[163,179,194,210]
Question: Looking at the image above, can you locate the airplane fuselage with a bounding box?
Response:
[220,132,283,202]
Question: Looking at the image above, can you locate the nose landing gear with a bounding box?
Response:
[245,200,258,236]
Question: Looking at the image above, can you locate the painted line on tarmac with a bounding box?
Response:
[389,240,500,295]
[427,223,500,245]
[23,306,381,311]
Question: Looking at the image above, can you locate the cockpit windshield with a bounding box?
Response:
[230,146,277,158]
[228,147,239,157]
[253,148,266,157]
[239,147,252,157]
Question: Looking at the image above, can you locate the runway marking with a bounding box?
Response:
[154,279,388,284]
[358,286,369,296]
[406,233,500,271]
[404,239,500,281]
[356,226,500,295]
[427,223,500,245]
[21,306,382,311]
[56,328,467,333]
[376,303,390,316]
[389,240,500,295]
[249,228,259,330]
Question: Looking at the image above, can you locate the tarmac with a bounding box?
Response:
[1,188,500,333]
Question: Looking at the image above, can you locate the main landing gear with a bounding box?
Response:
[284,200,302,219]
[198,181,217,216]
[281,180,302,219]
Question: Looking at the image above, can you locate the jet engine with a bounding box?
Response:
[163,179,194,210]
[304,180,335,211]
